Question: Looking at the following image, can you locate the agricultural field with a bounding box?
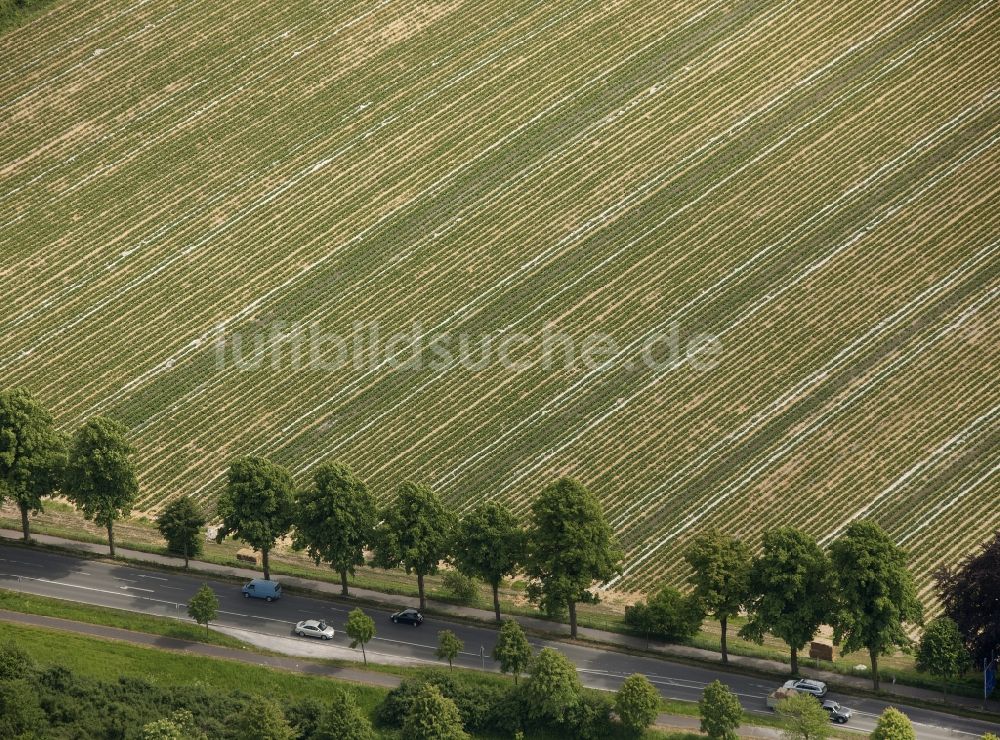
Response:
[1,0,997,599]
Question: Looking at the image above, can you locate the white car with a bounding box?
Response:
[782,679,827,697]
[295,619,334,640]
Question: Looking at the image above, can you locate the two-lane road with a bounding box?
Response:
[1,545,996,739]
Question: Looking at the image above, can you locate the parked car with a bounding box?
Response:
[295,619,334,640]
[390,608,424,626]
[242,579,282,601]
[782,678,828,698]
[822,700,852,724]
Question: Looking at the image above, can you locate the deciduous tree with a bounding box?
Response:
[156,496,206,568]
[215,456,294,580]
[64,416,138,558]
[436,629,463,671]
[453,500,524,622]
[345,608,376,667]
[615,673,660,735]
[400,683,468,740]
[492,618,532,684]
[313,690,376,740]
[525,477,621,637]
[292,462,376,596]
[0,388,66,542]
[187,584,219,630]
[829,521,922,691]
[915,616,968,696]
[935,531,1000,666]
[699,680,742,740]
[775,692,830,740]
[740,527,833,674]
[372,481,455,610]
[870,707,916,740]
[684,529,751,664]
[523,647,583,724]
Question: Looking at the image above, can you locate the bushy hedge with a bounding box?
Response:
[376,667,616,738]
[0,642,371,740]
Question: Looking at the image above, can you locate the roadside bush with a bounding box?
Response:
[561,689,614,739]
[0,678,45,738]
[0,640,34,680]
[442,571,479,603]
[401,683,468,740]
[615,673,660,735]
[625,586,703,643]
[312,690,375,740]
[376,670,510,733]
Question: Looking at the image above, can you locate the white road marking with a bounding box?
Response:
[119,585,154,593]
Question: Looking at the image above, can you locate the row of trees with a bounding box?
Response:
[0,389,619,634]
[0,389,138,556]
[3,387,997,687]
[628,522,922,688]
[698,678,950,740]
[209,459,619,636]
[629,524,1000,692]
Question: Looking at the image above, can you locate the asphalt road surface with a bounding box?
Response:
[1,545,996,739]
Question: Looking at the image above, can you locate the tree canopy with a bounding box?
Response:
[215,456,295,580]
[684,529,751,664]
[436,629,464,670]
[0,387,66,542]
[740,527,833,674]
[492,619,532,684]
[345,608,376,666]
[187,584,219,630]
[915,616,968,694]
[615,673,660,735]
[523,647,583,725]
[699,679,741,740]
[313,690,376,740]
[869,707,916,740]
[292,462,376,596]
[829,520,922,690]
[156,495,206,568]
[64,415,138,558]
[372,481,455,610]
[624,584,703,644]
[453,500,524,622]
[525,477,621,637]
[775,692,830,740]
[935,530,1000,665]
[400,683,468,740]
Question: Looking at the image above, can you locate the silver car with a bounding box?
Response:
[782,678,828,698]
[295,619,334,640]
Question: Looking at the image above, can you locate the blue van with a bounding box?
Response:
[242,579,282,602]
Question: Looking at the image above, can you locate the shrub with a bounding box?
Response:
[0,679,46,738]
[0,641,34,681]
[442,571,479,603]
[615,673,660,735]
[523,648,583,724]
[562,690,614,739]
[776,692,829,740]
[401,683,468,740]
[699,680,741,740]
[313,690,375,740]
[625,586,703,642]
[870,707,916,740]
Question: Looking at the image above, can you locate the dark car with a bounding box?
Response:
[390,608,424,626]
[822,700,852,724]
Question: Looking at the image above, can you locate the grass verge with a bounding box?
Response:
[0,587,254,650]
